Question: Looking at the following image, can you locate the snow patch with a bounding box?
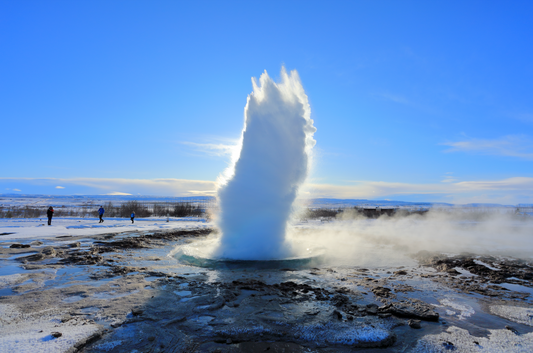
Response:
[490,305,533,326]
[0,304,100,353]
[0,273,24,288]
[439,299,475,320]
[413,325,533,352]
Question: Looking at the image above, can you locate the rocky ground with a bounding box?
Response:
[1,229,533,352]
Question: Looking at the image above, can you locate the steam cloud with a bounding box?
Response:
[288,210,533,268]
[214,68,316,260]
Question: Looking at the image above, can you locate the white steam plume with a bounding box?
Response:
[288,210,533,268]
[214,68,316,260]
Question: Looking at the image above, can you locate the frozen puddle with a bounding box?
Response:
[474,259,500,271]
[63,295,86,303]
[192,315,215,324]
[499,282,533,296]
[174,290,192,297]
[93,290,139,300]
[439,298,475,320]
[0,273,25,288]
[490,305,533,326]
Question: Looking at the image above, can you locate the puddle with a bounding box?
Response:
[192,315,215,324]
[63,295,86,303]
[0,287,14,296]
[499,283,533,296]
[79,306,100,314]
[174,290,192,297]
[6,252,38,260]
[0,264,26,276]
[93,290,139,300]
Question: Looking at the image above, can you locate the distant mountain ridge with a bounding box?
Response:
[0,194,517,207]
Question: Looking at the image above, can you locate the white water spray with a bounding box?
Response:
[214,68,316,260]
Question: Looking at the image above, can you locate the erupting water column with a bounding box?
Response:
[214,68,316,260]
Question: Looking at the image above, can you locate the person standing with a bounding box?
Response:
[98,206,105,223]
[46,206,54,226]
[131,211,135,224]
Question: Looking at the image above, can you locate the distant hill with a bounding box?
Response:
[0,194,516,208]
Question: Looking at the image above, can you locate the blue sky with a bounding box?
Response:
[1,1,533,204]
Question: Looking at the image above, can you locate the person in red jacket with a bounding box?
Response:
[47,206,54,226]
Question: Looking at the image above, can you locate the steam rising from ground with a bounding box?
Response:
[287,210,533,267]
[214,68,316,260]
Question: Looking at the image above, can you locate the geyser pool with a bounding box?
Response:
[213,67,316,260]
[173,239,325,270]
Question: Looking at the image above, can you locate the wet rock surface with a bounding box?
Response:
[2,231,533,352]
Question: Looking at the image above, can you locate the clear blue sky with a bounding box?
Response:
[1,1,532,204]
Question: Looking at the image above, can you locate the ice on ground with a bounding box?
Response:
[293,322,391,344]
[174,290,192,297]
[499,283,533,296]
[490,305,533,326]
[474,259,501,271]
[439,298,475,320]
[92,290,139,300]
[93,340,123,351]
[413,325,533,352]
[0,273,25,288]
[0,303,100,353]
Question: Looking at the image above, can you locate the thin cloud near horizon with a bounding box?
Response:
[1,176,532,204]
[442,135,533,160]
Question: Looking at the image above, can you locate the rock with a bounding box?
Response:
[394,270,408,276]
[446,268,461,275]
[132,309,144,316]
[30,241,43,246]
[505,325,519,335]
[379,300,439,321]
[41,246,56,256]
[68,242,81,248]
[10,243,30,248]
[366,304,378,315]
[408,319,421,329]
[18,253,45,262]
[442,341,455,350]
[148,336,155,341]
[371,286,392,298]
[226,338,232,344]
[333,310,343,320]
[331,294,349,307]
[51,332,62,338]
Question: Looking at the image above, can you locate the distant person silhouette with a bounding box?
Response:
[47,206,54,225]
[131,211,135,224]
[98,206,105,223]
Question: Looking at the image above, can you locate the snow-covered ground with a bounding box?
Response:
[0,217,210,241]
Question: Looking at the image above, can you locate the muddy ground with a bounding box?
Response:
[1,229,533,352]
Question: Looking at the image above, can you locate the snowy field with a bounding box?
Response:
[0,217,208,241]
[2,196,533,352]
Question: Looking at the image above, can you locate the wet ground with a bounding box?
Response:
[1,228,533,352]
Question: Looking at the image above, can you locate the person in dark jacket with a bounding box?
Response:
[131,211,135,224]
[98,206,105,223]
[47,206,54,226]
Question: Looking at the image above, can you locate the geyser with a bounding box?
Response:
[214,68,316,260]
